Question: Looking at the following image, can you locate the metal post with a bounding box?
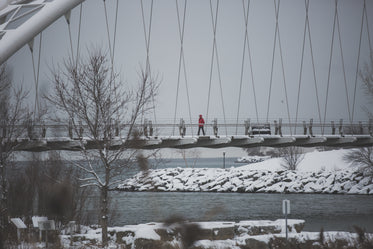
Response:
[213,118,218,136]
[278,118,283,137]
[282,200,290,241]
[244,119,250,136]
[303,121,307,135]
[149,121,153,136]
[274,120,278,135]
[309,119,313,137]
[339,119,344,137]
[285,210,288,241]
[331,121,335,135]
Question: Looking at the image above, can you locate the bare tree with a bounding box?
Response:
[343,148,373,176]
[278,146,304,171]
[46,48,158,246]
[360,51,373,118]
[0,64,29,247]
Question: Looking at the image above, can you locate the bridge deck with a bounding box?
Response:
[10,135,373,152]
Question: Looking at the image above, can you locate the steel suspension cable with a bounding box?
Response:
[36,33,42,120]
[352,0,366,123]
[307,6,323,131]
[173,0,193,136]
[364,1,372,52]
[323,0,338,135]
[208,0,228,135]
[172,0,183,136]
[66,14,75,64]
[266,0,280,123]
[29,33,42,121]
[180,0,193,136]
[140,0,158,126]
[336,5,353,131]
[75,3,83,67]
[206,0,217,128]
[112,0,119,66]
[275,0,292,135]
[236,0,250,135]
[243,0,259,126]
[103,0,113,64]
[236,0,249,135]
[295,0,308,135]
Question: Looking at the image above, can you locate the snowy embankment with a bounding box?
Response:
[117,150,373,194]
[60,219,369,249]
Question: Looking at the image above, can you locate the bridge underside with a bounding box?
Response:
[11,135,373,152]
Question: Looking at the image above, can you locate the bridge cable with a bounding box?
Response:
[103,0,113,64]
[140,0,158,130]
[275,0,292,135]
[266,0,292,135]
[172,1,182,136]
[266,0,279,123]
[364,0,372,52]
[244,0,260,127]
[29,33,43,121]
[306,0,323,135]
[295,0,308,135]
[75,3,83,67]
[179,0,194,136]
[323,0,338,135]
[296,0,323,135]
[235,0,249,135]
[351,0,366,127]
[173,0,194,136]
[65,12,75,64]
[207,0,228,135]
[336,1,353,132]
[236,0,259,135]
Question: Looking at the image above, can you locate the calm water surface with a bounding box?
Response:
[85,157,373,232]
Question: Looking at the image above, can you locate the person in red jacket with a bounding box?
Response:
[198,114,205,136]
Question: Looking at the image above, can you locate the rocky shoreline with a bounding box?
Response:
[117,167,373,194]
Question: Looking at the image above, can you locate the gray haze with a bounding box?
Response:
[7,0,373,127]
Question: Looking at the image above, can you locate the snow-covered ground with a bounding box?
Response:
[117,149,373,194]
[57,219,370,249]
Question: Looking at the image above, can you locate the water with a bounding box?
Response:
[84,157,373,233]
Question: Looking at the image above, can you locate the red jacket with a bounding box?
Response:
[199,117,205,127]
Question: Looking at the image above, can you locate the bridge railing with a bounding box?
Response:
[1,118,372,140]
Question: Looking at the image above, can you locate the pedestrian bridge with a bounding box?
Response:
[1,0,373,152]
[8,120,373,151]
[12,134,373,152]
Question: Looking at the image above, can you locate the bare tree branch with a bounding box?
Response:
[46,47,159,246]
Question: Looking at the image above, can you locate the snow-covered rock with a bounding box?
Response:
[117,167,372,194]
[117,150,373,194]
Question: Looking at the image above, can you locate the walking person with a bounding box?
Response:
[198,114,205,136]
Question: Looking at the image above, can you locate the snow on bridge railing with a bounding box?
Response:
[1,119,372,139]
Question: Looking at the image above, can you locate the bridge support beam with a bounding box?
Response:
[230,136,264,147]
[194,136,231,148]
[324,135,356,147]
[159,137,197,148]
[260,136,296,147]
[292,135,327,147]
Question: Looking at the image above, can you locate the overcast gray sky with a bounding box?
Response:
[7,0,373,129]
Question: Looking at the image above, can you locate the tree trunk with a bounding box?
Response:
[101,186,108,246]
[0,158,9,243]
